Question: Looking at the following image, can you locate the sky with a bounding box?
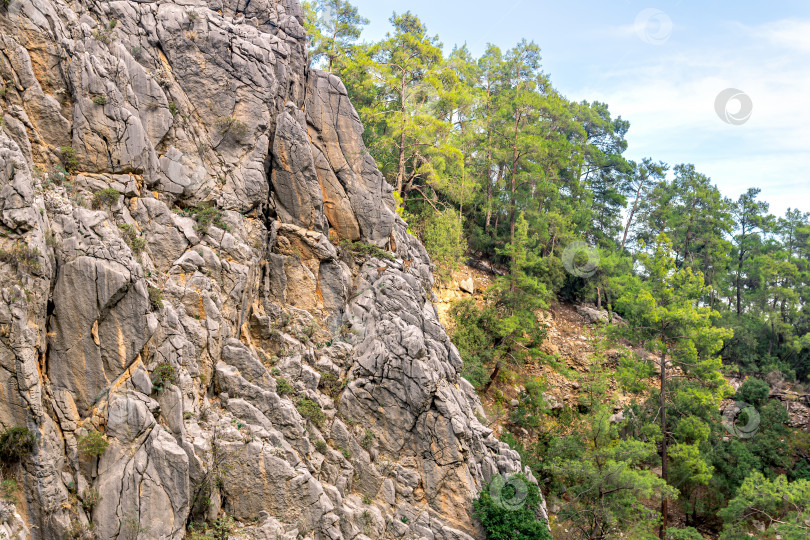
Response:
[350,0,810,217]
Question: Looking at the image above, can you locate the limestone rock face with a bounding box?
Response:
[0,1,544,539]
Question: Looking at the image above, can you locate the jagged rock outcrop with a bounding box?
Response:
[0,1,544,538]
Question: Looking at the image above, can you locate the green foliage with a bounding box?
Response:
[473,474,551,540]
[59,146,79,172]
[423,208,467,278]
[667,527,705,540]
[719,473,810,539]
[1,477,18,502]
[168,102,178,115]
[91,187,120,209]
[359,429,375,449]
[736,377,770,406]
[339,239,394,261]
[313,440,328,454]
[318,372,343,398]
[77,430,108,458]
[183,203,228,233]
[151,363,177,392]
[215,117,249,140]
[296,398,325,428]
[148,286,163,310]
[0,427,35,464]
[449,298,495,389]
[92,95,107,106]
[510,379,547,430]
[81,488,102,512]
[0,242,42,273]
[276,377,295,396]
[118,224,146,255]
[544,406,675,538]
[303,0,369,72]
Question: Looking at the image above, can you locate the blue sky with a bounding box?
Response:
[351,0,810,217]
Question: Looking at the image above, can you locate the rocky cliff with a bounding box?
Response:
[0,1,542,538]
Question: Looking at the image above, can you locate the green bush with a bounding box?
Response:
[510,379,548,430]
[339,239,394,262]
[318,372,343,398]
[736,377,770,406]
[77,430,108,458]
[151,363,177,392]
[423,208,467,280]
[473,474,551,540]
[182,203,228,233]
[81,488,102,512]
[313,440,328,454]
[667,527,704,540]
[215,117,249,140]
[148,286,163,310]
[0,242,42,274]
[118,224,146,255]
[60,146,78,172]
[91,187,120,209]
[92,95,107,106]
[1,477,18,502]
[0,427,35,463]
[276,377,295,396]
[296,398,325,428]
[359,429,375,449]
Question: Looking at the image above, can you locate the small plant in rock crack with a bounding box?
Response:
[91,187,120,209]
[0,242,42,274]
[151,362,177,392]
[80,489,102,512]
[0,427,35,464]
[318,372,343,399]
[339,239,395,262]
[59,146,78,172]
[215,116,249,140]
[296,398,325,428]
[121,510,149,540]
[118,224,146,255]
[77,430,108,459]
[276,377,295,396]
[67,520,96,540]
[359,429,375,450]
[313,439,328,454]
[181,203,228,233]
[92,95,107,106]
[148,286,163,311]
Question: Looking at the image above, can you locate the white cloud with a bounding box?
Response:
[566,17,810,215]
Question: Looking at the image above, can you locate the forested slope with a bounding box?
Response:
[304,1,810,537]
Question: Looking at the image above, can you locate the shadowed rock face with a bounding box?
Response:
[0,1,544,539]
